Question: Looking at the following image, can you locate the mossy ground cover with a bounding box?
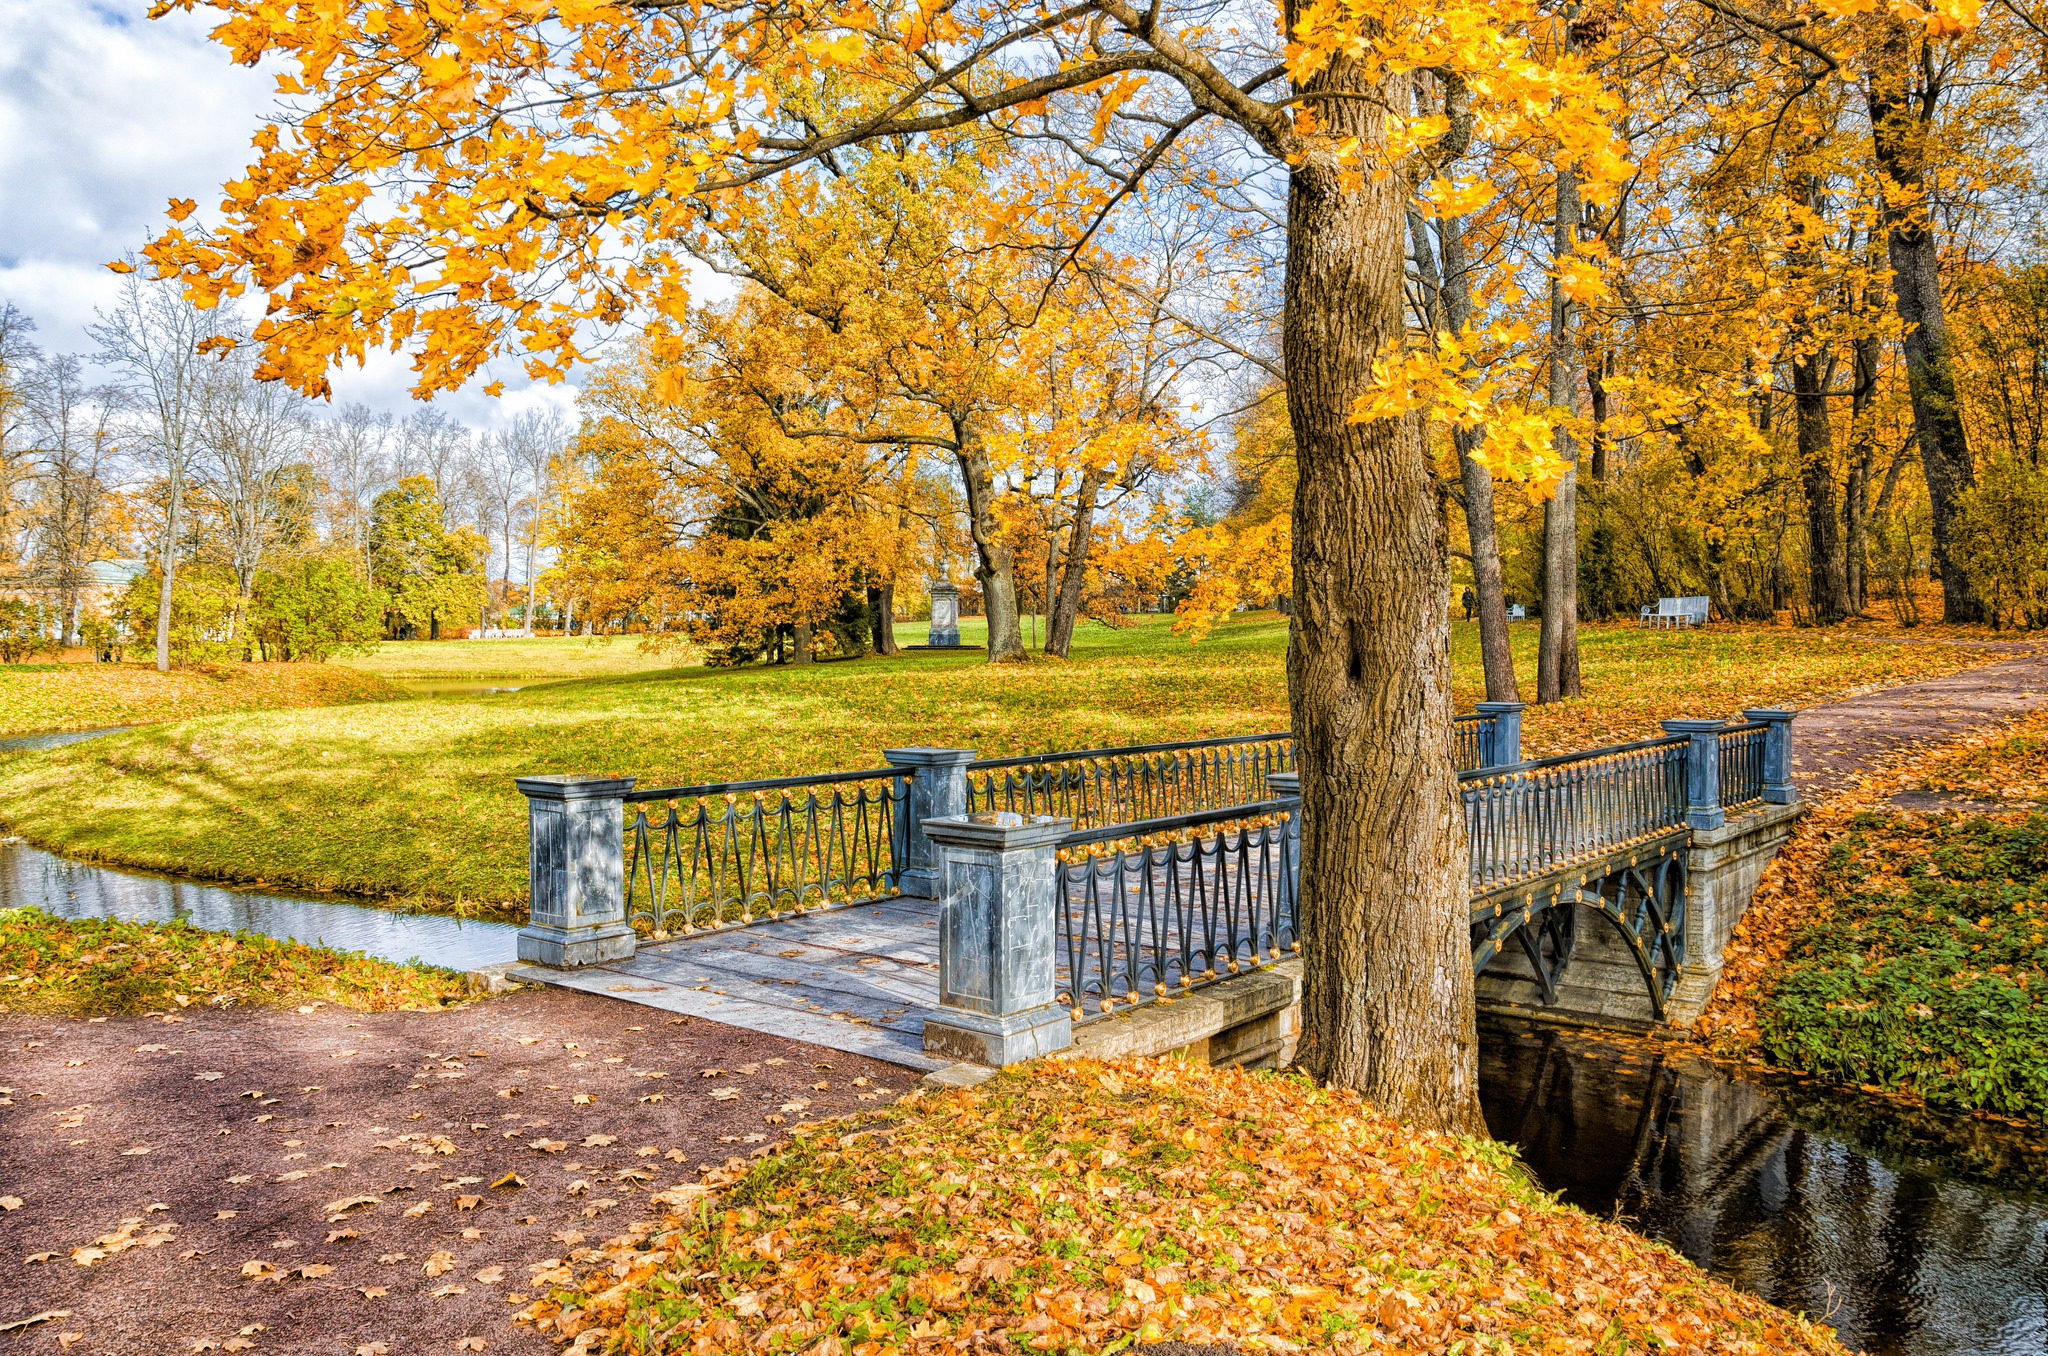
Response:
[0,905,469,1014]
[0,615,1992,918]
[0,659,402,736]
[1705,713,2048,1123]
[517,1056,1845,1355]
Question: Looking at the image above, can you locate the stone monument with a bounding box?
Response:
[926,580,961,647]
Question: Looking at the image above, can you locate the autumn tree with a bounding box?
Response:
[368,474,488,639]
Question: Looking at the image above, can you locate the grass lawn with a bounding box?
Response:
[0,659,402,737]
[0,906,469,1014]
[1705,713,2048,1123]
[0,614,1995,917]
[335,634,699,685]
[519,1056,1846,1355]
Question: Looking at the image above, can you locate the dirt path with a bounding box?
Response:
[0,991,907,1356]
[1790,642,2048,800]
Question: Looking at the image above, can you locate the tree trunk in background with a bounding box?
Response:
[1436,213,1519,703]
[1284,36,1482,1135]
[1047,465,1110,657]
[792,618,813,664]
[1538,157,1581,703]
[870,582,898,655]
[155,467,184,671]
[1868,20,1980,623]
[955,426,1026,662]
[1845,325,1882,613]
[1793,349,1850,621]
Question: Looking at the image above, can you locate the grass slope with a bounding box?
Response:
[0,660,402,736]
[0,906,469,1014]
[518,1057,1847,1355]
[0,616,1993,916]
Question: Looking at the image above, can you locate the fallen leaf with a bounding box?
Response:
[455,1195,482,1210]
[0,1196,21,1211]
[359,1288,387,1300]
[121,1146,153,1156]
[356,1345,388,1355]
[240,1260,278,1279]
[474,1266,504,1284]
[58,1333,83,1349]
[194,1072,225,1081]
[570,1094,595,1106]
[423,1251,457,1276]
[325,1229,358,1243]
[403,1202,431,1218]
[430,1285,467,1298]
[453,1340,486,1351]
[488,1172,525,1189]
[223,1337,256,1351]
[708,1088,738,1101]
[581,1134,617,1147]
[0,1311,70,1334]
[530,1140,567,1153]
[325,1195,377,1214]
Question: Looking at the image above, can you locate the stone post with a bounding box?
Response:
[1476,700,1526,767]
[882,746,978,898]
[921,811,1074,1066]
[927,581,961,647]
[1265,771,1299,799]
[515,775,639,968]
[1660,720,1726,831]
[1741,707,1798,804]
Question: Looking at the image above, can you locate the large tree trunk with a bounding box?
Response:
[1868,20,1980,623]
[954,425,1026,662]
[1047,465,1110,657]
[870,581,898,655]
[1537,161,1581,702]
[1845,325,1882,614]
[1436,213,1519,703]
[792,618,813,664]
[1284,44,1481,1135]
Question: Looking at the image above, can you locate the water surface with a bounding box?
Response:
[1481,1018,2048,1356]
[0,839,518,970]
[0,725,130,753]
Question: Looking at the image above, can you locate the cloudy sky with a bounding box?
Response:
[0,1,577,430]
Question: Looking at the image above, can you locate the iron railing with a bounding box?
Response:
[1459,734,1690,892]
[967,733,1293,832]
[621,768,908,934]
[1054,801,1299,1021]
[1717,720,1768,810]
[1452,711,1498,773]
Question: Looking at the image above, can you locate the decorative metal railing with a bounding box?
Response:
[1452,711,1498,773]
[620,768,908,934]
[967,733,1293,832]
[1054,801,1298,1021]
[1459,734,1690,892]
[1717,720,1768,811]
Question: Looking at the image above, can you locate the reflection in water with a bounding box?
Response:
[0,725,130,753]
[396,681,528,697]
[0,839,518,971]
[1481,1019,2048,1356]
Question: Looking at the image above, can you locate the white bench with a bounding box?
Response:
[1638,596,1710,629]
[1507,604,1527,621]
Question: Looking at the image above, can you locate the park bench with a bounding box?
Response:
[1507,604,1527,621]
[1638,596,1710,629]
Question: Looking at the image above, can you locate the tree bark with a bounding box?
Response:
[1284,38,1481,1135]
[1845,324,1883,613]
[870,582,898,655]
[792,618,813,664]
[1793,349,1850,621]
[1435,212,1519,703]
[1538,158,1581,702]
[1868,20,1981,623]
[155,464,183,672]
[1047,465,1110,657]
[954,421,1026,662]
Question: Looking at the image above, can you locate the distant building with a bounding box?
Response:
[0,558,147,626]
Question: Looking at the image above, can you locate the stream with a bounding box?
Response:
[3,727,2044,1352]
[1480,1018,2048,1355]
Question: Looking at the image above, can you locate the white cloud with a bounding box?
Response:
[0,1,579,430]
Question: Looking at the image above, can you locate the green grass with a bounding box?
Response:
[1756,812,2048,1121]
[0,659,403,736]
[0,614,1996,916]
[334,634,698,684]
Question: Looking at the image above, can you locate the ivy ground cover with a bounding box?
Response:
[0,615,1992,917]
[1703,713,2048,1123]
[518,1056,1846,1355]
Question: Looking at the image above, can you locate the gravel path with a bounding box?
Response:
[0,991,907,1356]
[1789,641,2048,800]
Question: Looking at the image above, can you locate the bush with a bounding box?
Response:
[0,600,61,663]
[250,554,381,661]
[1952,458,2048,629]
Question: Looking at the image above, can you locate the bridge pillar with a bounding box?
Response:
[1476,701,1525,766]
[883,746,978,898]
[1660,719,1727,830]
[1742,708,1798,804]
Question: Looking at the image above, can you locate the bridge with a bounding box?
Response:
[504,703,1803,1071]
